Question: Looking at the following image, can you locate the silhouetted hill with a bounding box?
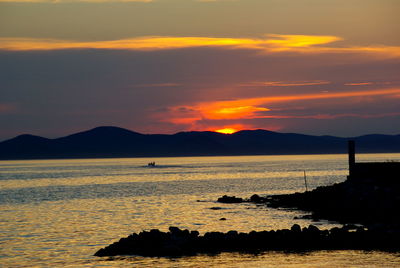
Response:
[0,126,399,159]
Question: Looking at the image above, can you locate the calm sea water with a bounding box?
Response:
[1,154,400,267]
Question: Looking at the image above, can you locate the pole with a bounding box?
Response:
[304,170,308,192]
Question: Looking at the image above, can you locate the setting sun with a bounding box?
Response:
[214,128,240,134]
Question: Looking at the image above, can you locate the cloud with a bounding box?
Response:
[343,82,395,86]
[162,88,400,125]
[0,35,339,51]
[265,34,341,48]
[204,105,270,120]
[199,88,400,114]
[234,112,400,120]
[344,82,374,86]
[241,80,331,87]
[1,35,399,58]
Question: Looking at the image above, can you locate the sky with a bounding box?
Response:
[0,0,399,140]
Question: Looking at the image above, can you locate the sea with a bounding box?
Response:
[1,154,400,267]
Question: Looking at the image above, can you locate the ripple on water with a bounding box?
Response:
[1,154,400,267]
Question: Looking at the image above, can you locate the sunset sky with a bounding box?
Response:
[1,0,399,140]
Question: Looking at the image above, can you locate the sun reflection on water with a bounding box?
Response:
[1,154,400,266]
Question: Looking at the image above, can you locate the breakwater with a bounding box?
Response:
[94,225,400,257]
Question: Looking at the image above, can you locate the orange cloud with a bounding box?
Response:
[247,112,400,120]
[344,82,373,86]
[1,34,398,56]
[264,34,341,49]
[203,105,270,120]
[198,88,400,112]
[0,35,339,51]
[2,35,399,58]
[163,88,400,126]
[241,80,331,87]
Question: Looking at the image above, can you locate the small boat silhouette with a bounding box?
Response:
[148,162,156,167]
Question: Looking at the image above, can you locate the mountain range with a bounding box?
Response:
[0,126,399,160]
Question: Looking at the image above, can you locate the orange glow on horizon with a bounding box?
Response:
[214,128,240,134]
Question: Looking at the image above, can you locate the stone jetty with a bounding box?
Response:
[94,225,400,257]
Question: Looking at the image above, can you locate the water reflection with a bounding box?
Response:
[1,154,400,267]
[93,251,400,268]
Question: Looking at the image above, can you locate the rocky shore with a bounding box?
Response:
[95,180,400,257]
[266,182,400,226]
[217,173,400,247]
[95,224,400,257]
[218,178,400,227]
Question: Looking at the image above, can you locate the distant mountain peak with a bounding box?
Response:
[59,126,143,140]
[86,126,141,134]
[6,134,48,143]
[16,134,42,139]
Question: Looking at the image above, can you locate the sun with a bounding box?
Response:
[214,128,239,134]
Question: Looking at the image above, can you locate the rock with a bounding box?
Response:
[307,224,320,233]
[227,230,238,236]
[217,195,243,203]
[190,230,199,237]
[169,226,182,235]
[250,194,265,203]
[291,224,301,233]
